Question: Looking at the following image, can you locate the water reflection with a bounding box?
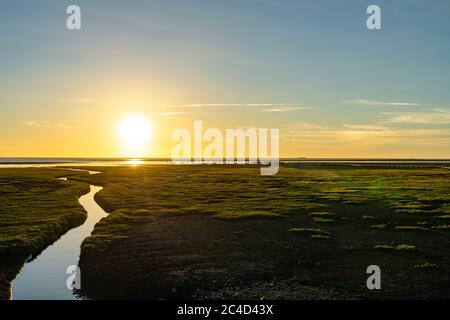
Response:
[12,185,108,300]
[125,159,145,166]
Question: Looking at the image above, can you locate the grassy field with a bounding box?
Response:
[68,164,450,299]
[1,164,450,299]
[0,168,89,299]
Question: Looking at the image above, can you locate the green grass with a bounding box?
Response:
[288,228,331,236]
[395,226,430,232]
[312,217,335,223]
[70,165,450,298]
[0,169,89,256]
[3,164,450,299]
[0,168,90,299]
[82,209,158,254]
[371,224,387,230]
[374,244,417,251]
[311,234,333,240]
[309,212,336,217]
[212,210,284,220]
[431,225,450,230]
[414,262,438,269]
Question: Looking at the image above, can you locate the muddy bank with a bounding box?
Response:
[79,213,360,299]
[0,260,21,300]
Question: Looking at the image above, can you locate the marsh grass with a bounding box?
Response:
[395,226,430,232]
[431,225,450,230]
[371,224,387,230]
[414,262,438,269]
[309,212,336,217]
[0,168,90,299]
[374,244,417,251]
[82,209,158,254]
[0,169,89,257]
[312,217,335,223]
[311,234,333,240]
[3,165,450,299]
[212,211,284,220]
[288,228,331,236]
[49,166,450,299]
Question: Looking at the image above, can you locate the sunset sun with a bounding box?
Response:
[117,114,153,156]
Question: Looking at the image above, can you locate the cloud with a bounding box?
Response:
[283,122,450,148]
[157,103,312,116]
[52,98,96,103]
[0,140,16,145]
[380,108,450,124]
[289,122,327,130]
[24,121,78,130]
[14,96,97,103]
[342,124,389,131]
[159,103,305,109]
[347,99,420,106]
[260,106,310,113]
[157,112,188,117]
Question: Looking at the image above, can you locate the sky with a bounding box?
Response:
[1,0,450,158]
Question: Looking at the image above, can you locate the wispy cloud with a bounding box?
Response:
[157,103,311,115]
[284,122,450,148]
[15,96,97,103]
[342,124,388,131]
[159,103,304,109]
[0,140,16,145]
[290,122,327,130]
[260,106,310,113]
[347,99,420,106]
[24,121,78,130]
[380,108,450,124]
[156,111,188,117]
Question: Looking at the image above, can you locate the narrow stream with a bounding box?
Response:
[11,173,108,300]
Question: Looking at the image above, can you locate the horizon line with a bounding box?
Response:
[2,157,450,162]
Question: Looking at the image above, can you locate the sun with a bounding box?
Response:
[117,114,153,156]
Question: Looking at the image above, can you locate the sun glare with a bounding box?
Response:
[117,114,153,156]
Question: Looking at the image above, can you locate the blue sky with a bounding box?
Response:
[1,0,450,157]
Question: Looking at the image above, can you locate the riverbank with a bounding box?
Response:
[0,169,90,299]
